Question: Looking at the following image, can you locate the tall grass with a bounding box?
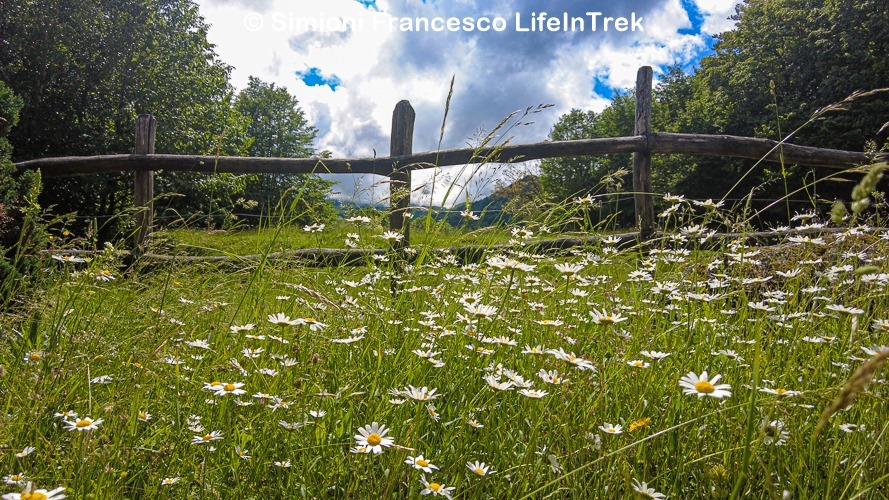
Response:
[2,94,888,498]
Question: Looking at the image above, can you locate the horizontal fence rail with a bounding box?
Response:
[11,66,888,254]
[14,133,884,178]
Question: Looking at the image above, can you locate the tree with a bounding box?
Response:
[542,0,889,225]
[232,77,335,225]
[0,0,250,234]
[539,94,636,225]
[0,80,45,299]
[658,0,889,213]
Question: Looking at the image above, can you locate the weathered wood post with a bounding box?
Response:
[134,114,156,251]
[633,66,655,236]
[389,100,415,249]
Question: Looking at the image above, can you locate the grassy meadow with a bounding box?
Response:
[1,199,888,499]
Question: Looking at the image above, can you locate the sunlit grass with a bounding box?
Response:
[2,197,888,498]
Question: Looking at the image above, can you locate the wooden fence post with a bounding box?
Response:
[134,114,156,251]
[389,100,415,249]
[633,66,655,235]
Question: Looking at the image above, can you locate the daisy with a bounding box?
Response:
[278,421,305,430]
[483,375,513,391]
[537,369,568,385]
[405,455,440,473]
[13,447,36,459]
[631,478,666,499]
[230,324,255,334]
[3,474,25,486]
[191,431,223,444]
[308,410,327,419]
[136,411,152,422]
[627,360,650,368]
[330,335,364,344]
[517,389,548,398]
[464,304,498,319]
[211,382,246,397]
[267,313,298,326]
[296,317,327,331]
[589,309,628,325]
[554,262,584,275]
[160,477,181,486]
[380,231,404,242]
[402,386,441,401]
[599,423,623,435]
[466,461,495,476]
[467,420,484,429]
[679,371,732,398]
[825,304,865,315]
[758,387,801,397]
[2,482,66,500]
[24,351,43,363]
[486,256,535,272]
[762,419,789,446]
[63,417,103,432]
[641,350,671,360]
[522,345,546,355]
[354,422,394,454]
[420,478,455,498]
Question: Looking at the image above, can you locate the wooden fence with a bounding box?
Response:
[14,66,886,252]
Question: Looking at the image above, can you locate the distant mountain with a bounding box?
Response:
[444,174,541,228]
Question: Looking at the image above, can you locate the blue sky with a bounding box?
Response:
[198,0,739,205]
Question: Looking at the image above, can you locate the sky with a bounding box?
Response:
[195,0,740,207]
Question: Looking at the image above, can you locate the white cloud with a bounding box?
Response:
[695,0,740,34]
[194,0,734,206]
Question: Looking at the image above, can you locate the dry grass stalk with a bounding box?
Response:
[815,348,889,437]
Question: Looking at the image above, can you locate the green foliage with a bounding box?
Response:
[540,0,889,224]
[0,1,333,235]
[230,77,336,226]
[0,0,248,232]
[0,80,47,302]
[539,94,635,225]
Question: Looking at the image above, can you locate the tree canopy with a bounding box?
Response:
[540,0,888,225]
[0,0,332,233]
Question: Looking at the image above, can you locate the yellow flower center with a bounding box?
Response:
[21,492,47,500]
[607,428,617,433]
[366,433,382,446]
[695,381,715,393]
[775,388,787,394]
[138,412,148,419]
[632,361,644,367]
[428,483,441,492]
[29,353,42,361]
[416,459,429,467]
[553,377,560,383]
[223,383,236,392]
[304,318,317,323]
[75,419,92,428]
[209,381,221,387]
[202,434,213,441]
[474,468,485,475]
[10,475,23,481]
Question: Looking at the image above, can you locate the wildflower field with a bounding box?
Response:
[2,205,888,498]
